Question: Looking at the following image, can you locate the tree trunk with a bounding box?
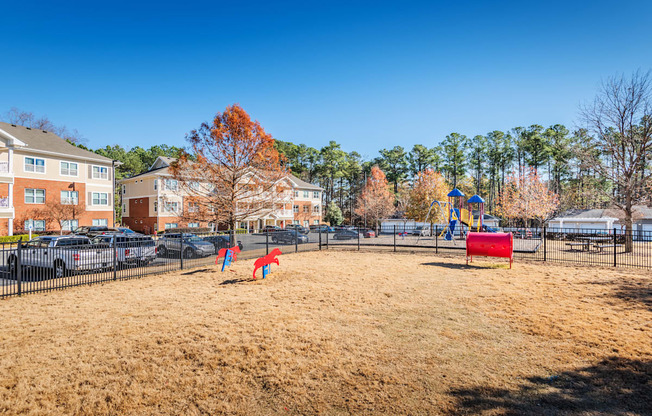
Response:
[624,200,634,253]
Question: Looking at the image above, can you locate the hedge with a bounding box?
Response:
[0,234,39,243]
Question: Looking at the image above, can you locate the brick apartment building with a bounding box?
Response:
[120,157,323,233]
[0,122,115,235]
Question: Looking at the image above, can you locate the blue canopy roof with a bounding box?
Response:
[447,188,465,197]
[467,194,485,203]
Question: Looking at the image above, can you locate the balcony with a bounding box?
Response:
[277,209,294,218]
[0,162,13,183]
[0,197,14,218]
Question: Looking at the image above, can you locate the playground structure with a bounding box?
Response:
[466,231,514,268]
[422,189,497,243]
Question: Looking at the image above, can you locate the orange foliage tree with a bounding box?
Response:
[496,167,559,226]
[406,170,450,223]
[354,166,395,228]
[170,104,289,238]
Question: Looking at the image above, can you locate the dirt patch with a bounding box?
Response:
[0,251,649,415]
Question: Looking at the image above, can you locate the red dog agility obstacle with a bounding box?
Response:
[466,232,513,268]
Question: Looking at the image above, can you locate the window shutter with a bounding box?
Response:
[88,164,93,179]
[88,192,93,206]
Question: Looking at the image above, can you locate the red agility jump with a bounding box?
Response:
[253,248,282,279]
[466,232,513,268]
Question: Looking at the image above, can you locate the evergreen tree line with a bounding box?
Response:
[275,123,632,223]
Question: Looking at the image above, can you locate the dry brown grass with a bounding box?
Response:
[0,251,650,415]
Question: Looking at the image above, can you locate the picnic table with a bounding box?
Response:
[566,236,613,252]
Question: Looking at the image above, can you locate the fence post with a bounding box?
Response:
[319,228,322,251]
[113,237,117,281]
[435,226,439,254]
[357,226,360,251]
[613,227,617,267]
[180,233,184,270]
[543,226,547,262]
[295,230,298,253]
[393,225,396,252]
[266,230,269,255]
[16,240,22,296]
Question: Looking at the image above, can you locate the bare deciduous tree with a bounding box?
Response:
[580,70,652,252]
[2,107,86,144]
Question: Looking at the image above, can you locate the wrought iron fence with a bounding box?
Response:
[0,225,650,299]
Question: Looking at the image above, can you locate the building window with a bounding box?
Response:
[92,219,108,226]
[165,201,178,212]
[303,206,309,213]
[24,157,45,173]
[313,205,320,213]
[60,191,79,205]
[188,222,199,228]
[313,191,319,199]
[60,161,78,176]
[61,219,79,231]
[123,203,126,212]
[293,205,299,213]
[165,223,178,229]
[25,219,46,231]
[25,188,45,204]
[314,220,319,225]
[303,191,309,198]
[164,179,178,191]
[293,220,299,225]
[122,184,126,194]
[92,192,109,206]
[303,220,309,227]
[154,179,158,190]
[92,166,109,180]
[188,202,199,212]
[294,191,299,198]
[153,202,157,212]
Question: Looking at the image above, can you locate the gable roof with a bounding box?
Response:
[288,174,323,191]
[149,156,177,170]
[552,206,652,221]
[145,157,323,190]
[0,122,112,163]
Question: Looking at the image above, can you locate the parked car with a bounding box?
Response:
[8,236,114,278]
[157,233,216,258]
[285,224,309,234]
[411,225,431,236]
[262,225,282,233]
[310,224,334,233]
[114,227,137,234]
[91,234,156,267]
[271,230,309,244]
[73,225,111,237]
[363,229,375,238]
[333,229,359,240]
[202,235,244,252]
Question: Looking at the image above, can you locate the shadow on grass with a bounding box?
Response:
[181,268,211,275]
[612,282,652,311]
[219,277,253,285]
[422,261,510,270]
[447,357,651,415]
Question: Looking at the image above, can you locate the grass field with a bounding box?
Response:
[0,251,650,415]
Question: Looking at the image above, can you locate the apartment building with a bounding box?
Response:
[120,156,323,233]
[0,122,115,235]
[288,176,323,227]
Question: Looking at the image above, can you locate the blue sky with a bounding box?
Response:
[1,0,651,160]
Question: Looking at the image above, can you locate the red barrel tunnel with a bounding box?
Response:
[466,232,514,268]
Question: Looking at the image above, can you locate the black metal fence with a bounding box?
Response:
[0,225,650,299]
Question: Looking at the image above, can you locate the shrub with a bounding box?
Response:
[0,234,39,243]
